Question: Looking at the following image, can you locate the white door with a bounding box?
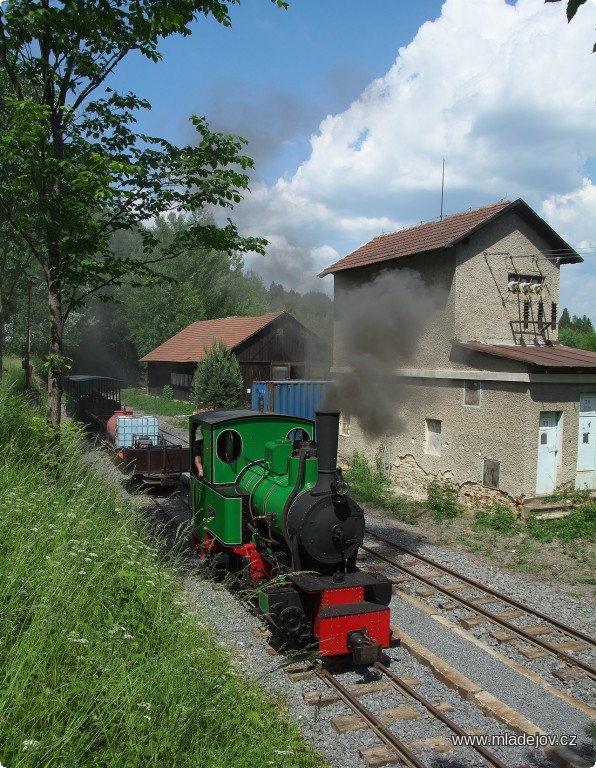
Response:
[576,394,596,490]
[536,412,559,494]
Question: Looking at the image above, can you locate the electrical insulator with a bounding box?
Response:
[538,300,544,330]
[551,302,557,331]
[523,300,529,330]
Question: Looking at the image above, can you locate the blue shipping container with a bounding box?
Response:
[252,381,328,422]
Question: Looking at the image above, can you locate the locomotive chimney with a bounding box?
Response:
[313,410,340,493]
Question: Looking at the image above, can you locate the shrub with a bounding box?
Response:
[426,477,463,521]
[345,451,423,524]
[474,501,520,535]
[527,504,595,543]
[191,339,244,411]
[162,384,174,400]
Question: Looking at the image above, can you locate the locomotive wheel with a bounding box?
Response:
[278,605,307,637]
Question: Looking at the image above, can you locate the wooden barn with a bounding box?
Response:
[140,311,331,402]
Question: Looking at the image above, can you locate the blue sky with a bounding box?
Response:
[108,0,595,323]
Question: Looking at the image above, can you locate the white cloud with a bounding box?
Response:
[235,0,596,318]
[542,179,596,321]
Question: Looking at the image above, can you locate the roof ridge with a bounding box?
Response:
[371,200,512,241]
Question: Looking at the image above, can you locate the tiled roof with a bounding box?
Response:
[140,312,285,363]
[320,199,582,276]
[455,341,596,370]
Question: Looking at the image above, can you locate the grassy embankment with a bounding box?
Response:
[0,362,324,768]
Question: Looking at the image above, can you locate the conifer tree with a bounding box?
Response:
[191,340,244,411]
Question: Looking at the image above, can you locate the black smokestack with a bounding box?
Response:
[313,410,339,492]
[322,269,445,437]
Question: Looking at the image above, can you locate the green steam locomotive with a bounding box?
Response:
[189,409,392,663]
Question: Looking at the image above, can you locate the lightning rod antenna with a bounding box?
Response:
[440,158,445,221]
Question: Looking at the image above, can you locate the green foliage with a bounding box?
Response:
[345,451,423,524]
[162,384,174,400]
[558,308,596,351]
[585,720,596,756]
[473,501,521,535]
[558,327,596,352]
[64,214,333,375]
[426,477,464,521]
[0,0,287,425]
[191,340,244,411]
[121,388,191,417]
[268,282,333,345]
[0,386,322,768]
[559,309,594,333]
[527,503,595,543]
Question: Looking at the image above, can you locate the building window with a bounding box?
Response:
[340,412,351,437]
[464,380,481,407]
[171,373,192,388]
[483,458,500,489]
[271,364,289,380]
[425,419,442,456]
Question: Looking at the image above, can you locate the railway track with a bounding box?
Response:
[361,530,596,685]
[143,488,593,768]
[311,661,510,768]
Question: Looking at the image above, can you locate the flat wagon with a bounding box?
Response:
[65,375,189,487]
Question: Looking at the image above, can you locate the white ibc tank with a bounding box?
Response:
[115,415,159,449]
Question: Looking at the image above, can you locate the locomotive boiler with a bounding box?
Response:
[189,409,392,663]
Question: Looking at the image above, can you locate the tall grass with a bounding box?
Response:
[121,388,192,417]
[345,451,423,524]
[0,385,323,768]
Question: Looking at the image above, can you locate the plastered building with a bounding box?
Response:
[320,199,596,503]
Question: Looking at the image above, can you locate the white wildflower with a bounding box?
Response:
[122,634,133,641]
[84,557,92,562]
[22,739,40,751]
[68,632,88,645]
[137,702,151,710]
[143,715,151,721]
[78,570,86,575]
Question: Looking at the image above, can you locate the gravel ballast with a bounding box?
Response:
[84,435,595,768]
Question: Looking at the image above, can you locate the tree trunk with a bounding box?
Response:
[46,270,64,428]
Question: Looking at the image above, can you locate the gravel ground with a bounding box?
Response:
[82,433,595,768]
[363,515,595,636]
[359,519,595,711]
[177,549,594,768]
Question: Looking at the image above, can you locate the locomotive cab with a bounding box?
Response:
[189,409,392,663]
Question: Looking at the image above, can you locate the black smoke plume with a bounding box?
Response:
[322,269,445,437]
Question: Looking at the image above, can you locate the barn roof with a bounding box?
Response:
[319,199,582,276]
[455,341,596,371]
[140,311,285,363]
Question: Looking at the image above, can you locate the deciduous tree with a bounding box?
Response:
[0,0,286,427]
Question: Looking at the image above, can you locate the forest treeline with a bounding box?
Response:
[4,214,333,384]
[558,308,596,352]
